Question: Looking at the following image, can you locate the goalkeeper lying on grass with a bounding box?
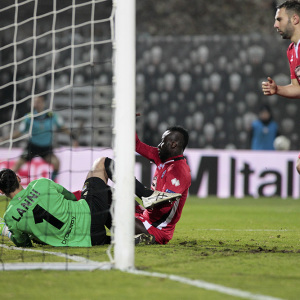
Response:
[0,156,181,247]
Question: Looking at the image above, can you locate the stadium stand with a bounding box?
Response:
[137,35,299,150]
[1,0,299,150]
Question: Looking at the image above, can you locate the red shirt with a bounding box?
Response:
[287,41,300,83]
[136,133,191,243]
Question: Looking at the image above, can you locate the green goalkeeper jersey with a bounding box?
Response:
[4,178,92,247]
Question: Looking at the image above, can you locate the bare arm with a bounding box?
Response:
[262,77,300,99]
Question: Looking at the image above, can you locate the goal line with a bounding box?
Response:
[0,244,112,271]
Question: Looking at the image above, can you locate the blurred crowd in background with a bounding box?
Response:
[137,35,297,149]
[136,0,278,36]
[1,0,300,150]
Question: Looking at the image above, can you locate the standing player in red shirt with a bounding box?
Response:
[262,1,300,98]
[261,1,300,173]
[134,126,191,245]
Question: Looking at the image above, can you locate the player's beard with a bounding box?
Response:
[158,148,171,162]
[280,21,294,40]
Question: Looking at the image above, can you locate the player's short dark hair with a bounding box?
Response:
[167,125,189,150]
[0,169,19,197]
[277,1,300,15]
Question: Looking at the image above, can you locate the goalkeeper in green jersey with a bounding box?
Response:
[0,157,112,247]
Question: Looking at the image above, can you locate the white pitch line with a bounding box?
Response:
[126,269,285,300]
[0,244,95,263]
[196,229,293,232]
[0,244,112,271]
[0,244,286,299]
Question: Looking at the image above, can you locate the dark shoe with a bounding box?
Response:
[134,233,156,245]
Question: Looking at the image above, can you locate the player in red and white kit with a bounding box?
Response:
[134,126,191,245]
[261,1,300,173]
[262,1,300,98]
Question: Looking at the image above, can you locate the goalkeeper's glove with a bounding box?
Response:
[0,217,12,239]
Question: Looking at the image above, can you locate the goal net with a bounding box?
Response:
[0,0,135,270]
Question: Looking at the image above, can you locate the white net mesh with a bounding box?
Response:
[0,0,116,270]
[0,0,114,149]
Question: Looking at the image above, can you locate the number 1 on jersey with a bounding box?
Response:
[33,204,64,229]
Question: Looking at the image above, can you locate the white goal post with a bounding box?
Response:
[112,0,136,270]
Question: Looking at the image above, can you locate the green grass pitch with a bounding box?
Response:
[0,195,299,300]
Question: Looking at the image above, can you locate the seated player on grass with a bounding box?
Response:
[133,125,191,245]
[0,158,180,247]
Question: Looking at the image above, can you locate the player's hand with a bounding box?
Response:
[262,77,277,96]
